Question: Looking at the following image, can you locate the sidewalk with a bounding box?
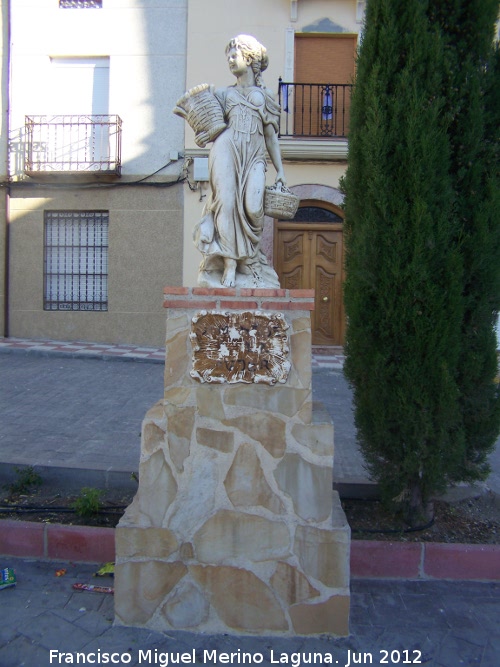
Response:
[0,336,359,493]
[1,335,499,497]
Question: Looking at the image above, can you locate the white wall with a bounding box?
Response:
[9,0,187,179]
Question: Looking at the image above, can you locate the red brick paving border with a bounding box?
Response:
[350,540,422,579]
[46,524,115,563]
[1,520,499,580]
[423,542,500,581]
[0,520,45,558]
[0,520,114,563]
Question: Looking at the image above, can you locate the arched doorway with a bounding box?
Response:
[274,200,345,346]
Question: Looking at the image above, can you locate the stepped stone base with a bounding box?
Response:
[114,288,350,636]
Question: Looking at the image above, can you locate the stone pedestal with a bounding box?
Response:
[115,287,350,636]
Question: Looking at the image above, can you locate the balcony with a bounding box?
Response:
[25,115,122,180]
[277,81,352,161]
[278,80,352,138]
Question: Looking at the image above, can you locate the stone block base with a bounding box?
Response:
[115,288,350,636]
[115,499,349,635]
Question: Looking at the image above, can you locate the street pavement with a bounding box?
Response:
[1,556,499,667]
[1,344,498,497]
[0,345,365,494]
[0,342,499,666]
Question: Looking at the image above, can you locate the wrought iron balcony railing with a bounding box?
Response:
[278,80,352,139]
[25,115,122,177]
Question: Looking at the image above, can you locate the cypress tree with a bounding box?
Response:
[343,0,465,525]
[428,1,500,483]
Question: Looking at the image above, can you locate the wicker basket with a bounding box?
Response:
[264,183,300,219]
[173,83,227,144]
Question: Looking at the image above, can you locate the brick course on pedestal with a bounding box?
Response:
[114,288,350,636]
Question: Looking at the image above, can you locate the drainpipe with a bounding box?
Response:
[2,0,11,337]
[4,183,10,337]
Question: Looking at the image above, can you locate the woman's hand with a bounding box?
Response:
[275,169,287,187]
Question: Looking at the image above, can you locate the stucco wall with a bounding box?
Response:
[8,184,183,346]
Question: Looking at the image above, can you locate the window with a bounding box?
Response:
[282,34,356,137]
[26,57,119,175]
[294,35,357,87]
[44,211,109,312]
[45,57,111,169]
[59,1,102,8]
[49,57,109,116]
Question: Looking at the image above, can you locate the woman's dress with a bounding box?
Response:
[194,85,280,277]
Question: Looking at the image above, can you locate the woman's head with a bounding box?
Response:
[226,35,268,86]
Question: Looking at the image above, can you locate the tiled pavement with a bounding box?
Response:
[0,556,499,667]
[0,337,360,493]
[1,336,499,495]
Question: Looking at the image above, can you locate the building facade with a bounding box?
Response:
[3,0,364,347]
[4,0,187,346]
[180,0,365,346]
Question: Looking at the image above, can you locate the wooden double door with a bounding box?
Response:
[275,222,345,346]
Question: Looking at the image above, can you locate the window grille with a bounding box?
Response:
[44,211,108,312]
[59,1,102,8]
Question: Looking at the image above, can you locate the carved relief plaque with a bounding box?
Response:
[190,311,290,384]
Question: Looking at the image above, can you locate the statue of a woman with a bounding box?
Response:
[178,35,288,288]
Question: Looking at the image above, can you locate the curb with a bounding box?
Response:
[0,520,115,563]
[0,340,344,369]
[351,539,500,581]
[0,343,164,365]
[1,520,499,581]
[0,463,138,495]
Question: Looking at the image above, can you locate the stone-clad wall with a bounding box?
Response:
[115,288,350,636]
